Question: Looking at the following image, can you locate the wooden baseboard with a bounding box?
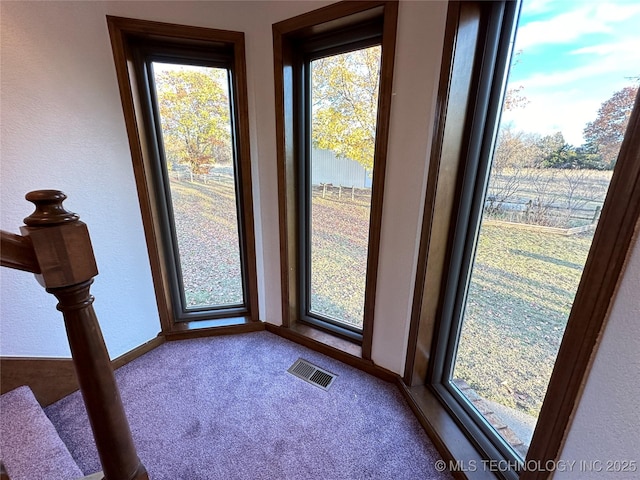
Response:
[0,357,77,407]
[265,323,398,383]
[112,335,165,370]
[1,335,165,407]
[397,382,497,480]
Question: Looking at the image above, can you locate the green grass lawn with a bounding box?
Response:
[169,179,244,308]
[171,178,595,418]
[309,194,371,327]
[455,224,593,417]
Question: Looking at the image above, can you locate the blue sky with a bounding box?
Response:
[502,0,640,145]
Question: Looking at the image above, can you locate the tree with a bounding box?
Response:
[503,85,529,112]
[503,51,529,112]
[154,67,232,174]
[311,46,381,170]
[533,132,565,167]
[542,143,603,170]
[583,84,638,169]
[492,125,539,173]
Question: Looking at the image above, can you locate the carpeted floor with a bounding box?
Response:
[46,331,452,479]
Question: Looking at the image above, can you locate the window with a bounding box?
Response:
[406,1,640,479]
[147,60,246,316]
[108,17,259,332]
[303,41,382,339]
[273,2,398,353]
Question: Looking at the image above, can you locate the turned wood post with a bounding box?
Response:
[20,190,148,480]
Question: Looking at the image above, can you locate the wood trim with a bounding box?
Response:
[106,15,244,44]
[0,357,77,407]
[405,1,640,477]
[361,0,398,360]
[231,33,260,325]
[163,319,265,341]
[272,12,297,331]
[107,17,173,334]
[398,383,496,480]
[1,336,164,407]
[523,91,640,479]
[111,335,165,370]
[273,1,398,361]
[0,231,40,274]
[272,1,388,35]
[106,16,259,334]
[404,2,463,386]
[265,323,397,383]
[0,462,9,480]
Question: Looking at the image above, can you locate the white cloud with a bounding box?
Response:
[570,39,640,57]
[519,52,640,90]
[522,0,555,14]
[518,29,640,91]
[502,93,601,145]
[516,2,640,50]
[516,7,610,50]
[593,2,640,22]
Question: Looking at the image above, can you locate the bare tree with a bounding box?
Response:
[524,169,558,226]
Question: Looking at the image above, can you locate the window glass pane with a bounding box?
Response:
[152,63,244,309]
[308,45,381,330]
[451,0,638,458]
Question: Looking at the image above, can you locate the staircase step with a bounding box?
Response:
[0,386,83,480]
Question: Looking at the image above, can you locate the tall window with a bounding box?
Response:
[108,18,258,330]
[421,1,640,477]
[147,60,246,316]
[273,2,398,352]
[302,43,382,339]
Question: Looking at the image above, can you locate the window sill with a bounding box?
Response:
[398,383,498,480]
[163,317,264,341]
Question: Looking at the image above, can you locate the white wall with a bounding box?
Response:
[554,225,640,479]
[0,1,163,358]
[0,1,447,368]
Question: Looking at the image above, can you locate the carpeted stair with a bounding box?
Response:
[2,332,453,480]
[0,386,83,480]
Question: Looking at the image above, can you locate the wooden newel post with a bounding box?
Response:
[20,190,148,480]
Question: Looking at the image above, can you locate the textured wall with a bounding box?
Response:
[0,1,162,358]
[0,0,445,369]
[554,227,640,478]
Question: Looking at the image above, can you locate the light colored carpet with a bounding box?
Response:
[46,331,451,479]
[1,386,83,480]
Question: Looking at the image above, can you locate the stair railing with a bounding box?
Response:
[1,190,148,480]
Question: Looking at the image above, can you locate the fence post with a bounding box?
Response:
[351,185,355,201]
[592,205,601,223]
[338,185,342,200]
[322,183,327,198]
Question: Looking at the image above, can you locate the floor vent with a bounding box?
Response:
[287,359,337,391]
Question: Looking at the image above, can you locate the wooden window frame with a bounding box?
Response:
[272,1,398,358]
[107,16,260,337]
[403,1,640,479]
